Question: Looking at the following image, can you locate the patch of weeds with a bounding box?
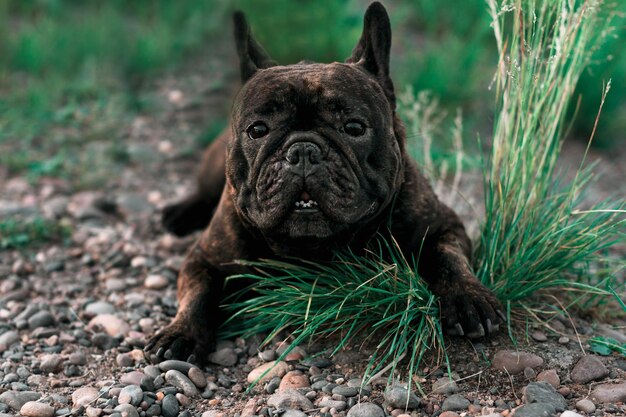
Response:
[589,336,626,357]
[477,0,626,318]
[222,238,444,386]
[0,217,71,250]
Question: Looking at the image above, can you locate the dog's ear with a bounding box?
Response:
[233,11,277,82]
[346,2,395,107]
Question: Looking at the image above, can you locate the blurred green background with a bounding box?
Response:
[1,0,624,183]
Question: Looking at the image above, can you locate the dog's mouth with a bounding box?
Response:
[293,191,320,213]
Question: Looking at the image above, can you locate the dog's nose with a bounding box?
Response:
[285,142,322,175]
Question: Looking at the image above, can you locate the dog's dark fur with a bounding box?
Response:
[146,2,503,363]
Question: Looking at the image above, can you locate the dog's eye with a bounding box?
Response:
[344,120,366,137]
[247,122,269,139]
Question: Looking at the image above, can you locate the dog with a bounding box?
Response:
[146,2,503,363]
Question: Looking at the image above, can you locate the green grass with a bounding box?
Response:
[0,217,71,249]
[476,0,626,320]
[222,238,443,387]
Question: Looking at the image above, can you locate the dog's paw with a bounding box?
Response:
[440,281,505,339]
[144,320,216,364]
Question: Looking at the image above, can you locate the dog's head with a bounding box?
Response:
[226,2,404,244]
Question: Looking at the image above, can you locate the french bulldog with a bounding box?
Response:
[146,2,503,363]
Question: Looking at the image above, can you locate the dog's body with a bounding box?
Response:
[146,2,502,362]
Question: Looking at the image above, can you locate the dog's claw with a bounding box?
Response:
[187,354,196,364]
[156,347,166,359]
[497,309,507,322]
[455,323,465,336]
[466,323,485,339]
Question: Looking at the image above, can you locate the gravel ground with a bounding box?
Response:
[1,58,626,417]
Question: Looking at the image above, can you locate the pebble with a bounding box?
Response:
[71,387,99,408]
[40,354,63,373]
[570,355,608,384]
[88,314,130,337]
[247,360,289,383]
[114,403,139,417]
[116,353,134,367]
[69,351,88,365]
[346,402,385,417]
[0,330,20,350]
[27,310,56,329]
[319,398,347,411]
[0,391,41,411]
[144,274,169,289]
[575,399,596,413]
[531,330,547,342]
[536,369,560,388]
[161,394,179,417]
[259,349,277,361]
[188,367,207,389]
[282,410,307,417]
[165,370,199,397]
[267,389,314,410]
[559,336,570,344]
[92,333,119,350]
[279,371,310,391]
[158,360,194,374]
[514,403,557,417]
[19,401,55,417]
[439,412,460,417]
[384,385,420,409]
[523,382,567,412]
[441,394,469,412]
[332,385,359,397]
[560,412,584,417]
[590,382,626,403]
[207,347,238,367]
[491,350,543,374]
[85,301,116,316]
[432,377,460,394]
[120,371,145,386]
[118,385,143,406]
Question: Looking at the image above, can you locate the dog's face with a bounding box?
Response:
[226,2,404,241]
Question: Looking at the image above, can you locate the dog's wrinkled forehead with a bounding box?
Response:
[234,63,391,120]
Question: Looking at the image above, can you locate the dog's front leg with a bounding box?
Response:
[145,244,223,363]
[418,213,505,338]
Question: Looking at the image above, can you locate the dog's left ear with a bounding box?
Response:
[233,11,277,82]
[346,2,395,108]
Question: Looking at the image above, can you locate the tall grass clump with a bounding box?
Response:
[476,0,626,318]
[223,240,444,386]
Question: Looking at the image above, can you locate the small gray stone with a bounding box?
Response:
[536,369,560,388]
[208,347,238,367]
[531,330,547,342]
[0,391,41,411]
[85,301,115,316]
[560,411,584,417]
[383,385,420,409]
[116,353,134,367]
[0,330,20,351]
[432,377,460,394]
[332,385,358,397]
[571,355,608,384]
[69,352,87,365]
[40,354,63,373]
[145,404,161,417]
[591,382,626,403]
[266,377,281,394]
[19,401,54,417]
[118,385,143,406]
[514,403,556,417]
[158,360,194,374]
[492,350,543,374]
[143,365,161,379]
[282,410,307,417]
[161,394,179,417]
[346,402,385,417]
[187,367,206,389]
[71,387,98,408]
[165,370,198,397]
[140,376,155,392]
[524,382,567,412]
[318,398,347,411]
[575,399,596,413]
[114,403,139,417]
[27,310,55,329]
[259,349,277,361]
[441,394,470,411]
[267,389,314,410]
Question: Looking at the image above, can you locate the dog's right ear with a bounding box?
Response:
[233,11,276,82]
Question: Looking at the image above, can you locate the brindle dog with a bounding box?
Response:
[146,2,503,363]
